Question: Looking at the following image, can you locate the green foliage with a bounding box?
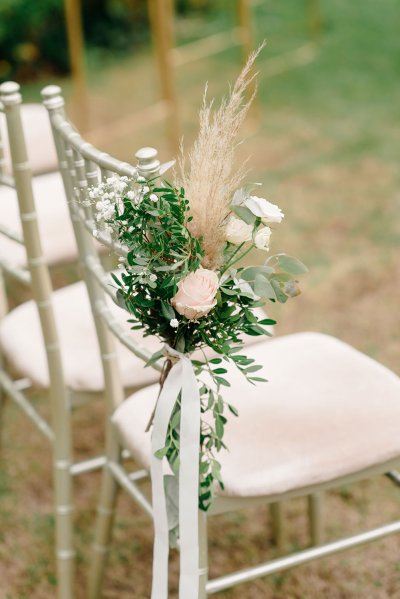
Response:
[89,174,305,511]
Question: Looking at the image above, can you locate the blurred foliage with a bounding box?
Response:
[0,0,214,83]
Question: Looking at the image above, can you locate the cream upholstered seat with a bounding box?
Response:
[0,171,77,267]
[113,332,400,499]
[0,103,57,175]
[0,279,161,393]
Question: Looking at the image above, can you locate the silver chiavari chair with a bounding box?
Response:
[0,100,58,176]
[0,99,78,285]
[43,85,400,598]
[0,82,162,599]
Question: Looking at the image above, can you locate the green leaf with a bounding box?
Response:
[244,364,263,373]
[145,349,164,367]
[241,265,274,281]
[161,301,175,320]
[154,446,169,459]
[259,318,276,325]
[271,279,288,303]
[276,254,308,275]
[228,403,239,417]
[115,289,127,310]
[231,205,257,225]
[254,274,276,299]
[215,415,224,439]
[214,376,230,387]
[111,272,122,287]
[213,368,228,374]
[170,410,181,429]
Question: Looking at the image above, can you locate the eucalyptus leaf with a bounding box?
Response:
[231,204,257,225]
[115,288,128,310]
[271,279,288,303]
[241,265,274,282]
[254,274,276,299]
[276,254,308,275]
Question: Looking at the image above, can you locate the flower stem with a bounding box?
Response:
[145,358,173,432]
[221,243,254,275]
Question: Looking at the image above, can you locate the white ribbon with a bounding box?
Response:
[151,346,201,599]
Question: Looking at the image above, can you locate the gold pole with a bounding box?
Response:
[237,0,259,120]
[148,0,180,154]
[63,0,88,129]
[307,0,322,41]
[237,0,253,64]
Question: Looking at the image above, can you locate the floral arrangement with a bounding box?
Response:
[88,50,306,512]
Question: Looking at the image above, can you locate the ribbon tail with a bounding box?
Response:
[151,361,184,599]
[178,358,201,598]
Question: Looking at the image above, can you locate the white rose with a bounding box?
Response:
[244,196,284,224]
[225,216,253,245]
[254,226,272,251]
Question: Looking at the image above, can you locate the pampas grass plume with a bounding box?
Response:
[177,44,264,269]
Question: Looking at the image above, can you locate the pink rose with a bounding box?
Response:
[171,268,219,320]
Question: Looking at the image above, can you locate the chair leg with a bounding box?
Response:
[308,492,323,546]
[88,458,119,599]
[53,451,75,599]
[198,510,208,599]
[0,267,8,443]
[270,502,285,553]
[0,267,8,320]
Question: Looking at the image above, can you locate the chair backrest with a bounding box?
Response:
[0,81,66,427]
[42,85,164,413]
[0,102,58,176]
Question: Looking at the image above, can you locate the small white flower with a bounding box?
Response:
[106,176,117,185]
[137,176,146,183]
[127,191,135,200]
[254,226,272,251]
[142,185,150,194]
[170,318,179,328]
[117,181,127,192]
[149,193,158,203]
[149,274,157,282]
[225,216,253,245]
[244,196,284,224]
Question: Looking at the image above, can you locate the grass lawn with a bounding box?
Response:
[1,0,400,597]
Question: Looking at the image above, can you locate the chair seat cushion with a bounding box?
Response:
[0,280,161,392]
[112,332,400,498]
[0,172,77,267]
[1,103,58,175]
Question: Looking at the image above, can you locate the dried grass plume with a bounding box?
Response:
[176,45,264,269]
